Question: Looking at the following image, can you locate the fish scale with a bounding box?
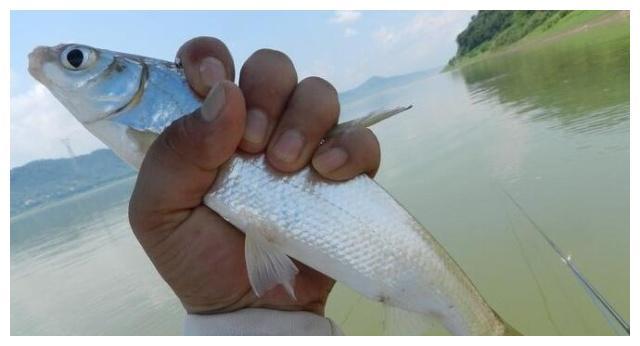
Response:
[28,43,513,335]
[205,153,505,335]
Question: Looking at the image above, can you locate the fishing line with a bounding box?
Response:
[524,217,591,333]
[500,187,630,335]
[503,211,562,334]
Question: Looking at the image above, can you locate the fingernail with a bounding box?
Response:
[244,109,268,145]
[272,129,305,163]
[201,82,225,122]
[199,57,226,89]
[313,147,348,173]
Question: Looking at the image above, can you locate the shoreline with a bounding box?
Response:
[10,175,136,221]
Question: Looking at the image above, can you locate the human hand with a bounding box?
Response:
[128,37,382,316]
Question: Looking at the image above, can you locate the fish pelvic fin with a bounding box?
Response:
[329,105,413,136]
[244,234,299,299]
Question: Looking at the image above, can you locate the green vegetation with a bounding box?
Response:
[525,10,608,38]
[10,149,135,216]
[455,11,629,133]
[447,11,620,69]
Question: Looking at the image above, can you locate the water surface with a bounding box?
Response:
[11,24,629,335]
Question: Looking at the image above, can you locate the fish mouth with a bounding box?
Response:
[28,44,69,83]
[27,46,51,83]
[28,45,68,84]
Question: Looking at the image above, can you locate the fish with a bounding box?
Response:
[28,43,519,335]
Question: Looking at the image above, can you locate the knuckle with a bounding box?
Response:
[300,76,338,96]
[293,77,340,122]
[244,49,296,75]
[342,126,378,147]
[342,126,380,168]
[315,104,340,126]
[361,127,380,151]
[178,36,235,81]
[128,188,160,235]
[186,36,218,48]
[253,48,293,63]
[128,198,144,231]
[163,118,191,158]
[179,36,223,61]
[240,49,298,102]
[163,113,218,171]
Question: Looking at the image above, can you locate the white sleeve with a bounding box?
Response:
[183,308,344,336]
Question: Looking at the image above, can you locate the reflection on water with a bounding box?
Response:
[328,23,629,335]
[456,22,629,134]
[11,22,629,335]
[11,178,183,335]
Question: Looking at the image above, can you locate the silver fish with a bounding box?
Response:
[28,43,517,335]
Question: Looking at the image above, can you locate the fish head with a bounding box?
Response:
[28,43,144,125]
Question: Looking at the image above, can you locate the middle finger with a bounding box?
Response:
[266,76,340,172]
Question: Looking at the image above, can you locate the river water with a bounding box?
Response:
[11,23,629,335]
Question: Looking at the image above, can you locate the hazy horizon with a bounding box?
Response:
[10,10,474,168]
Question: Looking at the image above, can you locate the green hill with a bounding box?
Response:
[10,68,434,217]
[447,11,618,68]
[338,68,438,105]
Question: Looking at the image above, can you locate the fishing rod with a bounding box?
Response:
[500,187,630,335]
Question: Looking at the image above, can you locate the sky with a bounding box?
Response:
[10,10,474,168]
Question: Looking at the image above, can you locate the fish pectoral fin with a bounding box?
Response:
[328,105,413,137]
[244,234,299,299]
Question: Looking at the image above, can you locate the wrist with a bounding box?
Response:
[183,307,342,335]
[181,287,328,317]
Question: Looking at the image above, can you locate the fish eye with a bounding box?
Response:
[61,45,97,70]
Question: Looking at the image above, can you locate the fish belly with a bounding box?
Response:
[204,153,504,335]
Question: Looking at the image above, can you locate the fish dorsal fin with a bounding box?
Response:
[329,105,413,137]
[244,234,299,299]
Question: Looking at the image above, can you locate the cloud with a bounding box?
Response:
[10,83,106,168]
[300,59,338,83]
[344,27,358,37]
[330,11,362,24]
[369,11,473,65]
[373,26,395,45]
[304,11,469,90]
[372,11,472,48]
[330,11,361,38]
[299,11,474,91]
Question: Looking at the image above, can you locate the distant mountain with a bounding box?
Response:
[11,68,441,217]
[338,68,439,105]
[10,149,135,216]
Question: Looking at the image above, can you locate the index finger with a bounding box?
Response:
[176,36,236,97]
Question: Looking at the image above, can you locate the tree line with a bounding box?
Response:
[450,11,571,65]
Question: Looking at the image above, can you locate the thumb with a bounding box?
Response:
[129,80,246,236]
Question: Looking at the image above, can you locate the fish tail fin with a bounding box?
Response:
[492,309,523,335]
[503,322,523,336]
[329,105,413,136]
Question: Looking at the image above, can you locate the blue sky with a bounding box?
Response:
[10,10,473,167]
